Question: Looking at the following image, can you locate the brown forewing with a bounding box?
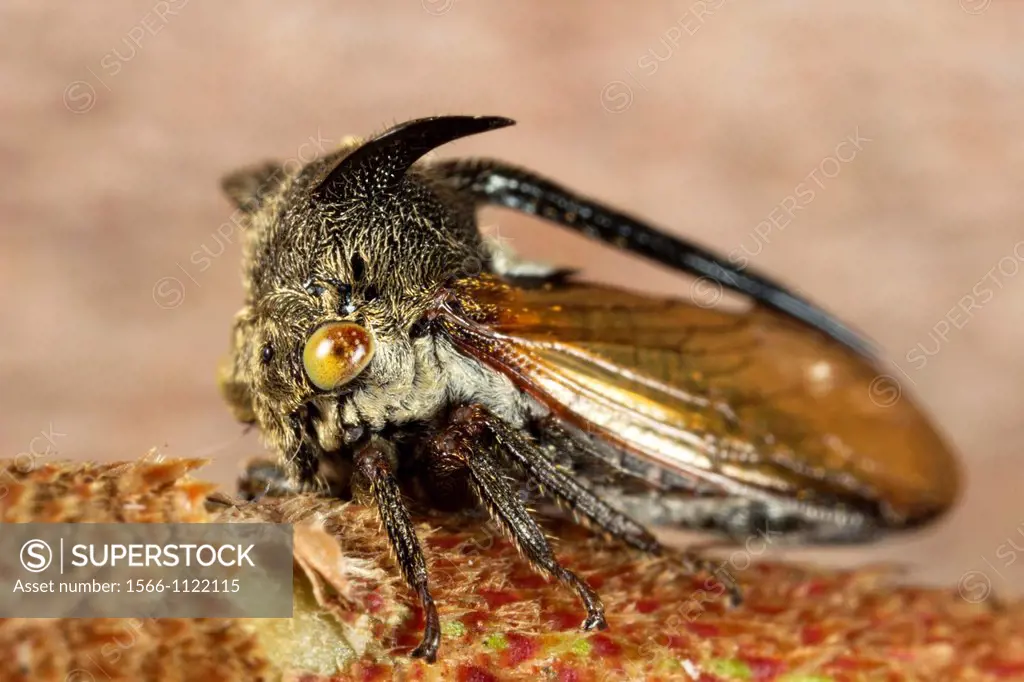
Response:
[432,275,959,527]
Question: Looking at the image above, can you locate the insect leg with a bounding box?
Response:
[513,418,742,605]
[353,439,441,662]
[487,417,661,555]
[432,158,876,359]
[435,405,607,631]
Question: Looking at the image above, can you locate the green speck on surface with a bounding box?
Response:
[571,638,592,657]
[483,633,508,651]
[441,620,466,638]
[546,634,592,657]
[707,659,752,680]
[778,674,834,682]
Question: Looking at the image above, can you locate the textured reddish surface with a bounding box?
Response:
[283,503,1024,681]
[3,458,1024,681]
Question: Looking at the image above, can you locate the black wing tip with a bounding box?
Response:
[821,321,881,361]
[766,293,881,361]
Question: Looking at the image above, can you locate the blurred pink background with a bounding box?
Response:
[2,1,1023,595]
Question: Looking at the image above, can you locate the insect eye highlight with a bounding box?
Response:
[260,344,274,364]
[305,277,356,316]
[303,279,328,297]
[302,321,375,392]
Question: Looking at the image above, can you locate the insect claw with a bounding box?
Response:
[410,640,439,664]
[582,612,608,631]
[409,585,441,663]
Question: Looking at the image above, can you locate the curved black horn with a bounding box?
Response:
[317,115,515,196]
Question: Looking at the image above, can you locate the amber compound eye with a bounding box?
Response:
[302,322,375,392]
